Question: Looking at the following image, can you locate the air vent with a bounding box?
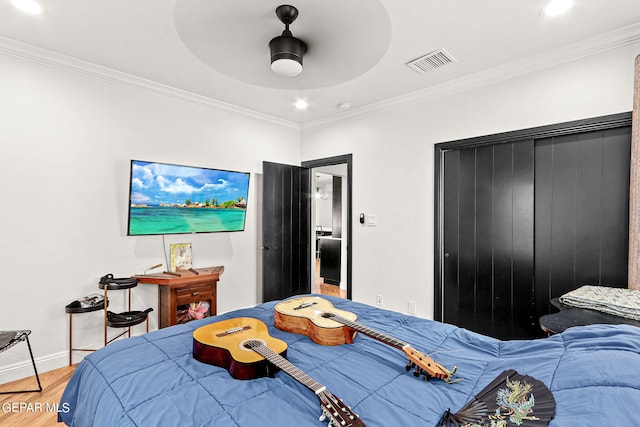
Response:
[406,49,456,74]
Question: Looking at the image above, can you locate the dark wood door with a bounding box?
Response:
[262,161,311,302]
[533,127,631,320]
[442,141,536,340]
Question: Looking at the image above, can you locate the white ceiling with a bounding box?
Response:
[2,0,640,125]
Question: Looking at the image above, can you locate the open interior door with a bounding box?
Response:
[261,161,311,302]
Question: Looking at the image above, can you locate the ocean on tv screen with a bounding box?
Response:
[128,205,246,235]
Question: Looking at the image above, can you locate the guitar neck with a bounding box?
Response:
[245,340,324,393]
[246,340,365,427]
[330,314,408,350]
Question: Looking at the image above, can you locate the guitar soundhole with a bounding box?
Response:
[320,312,335,319]
[240,338,266,351]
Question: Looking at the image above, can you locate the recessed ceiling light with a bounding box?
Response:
[294,99,308,110]
[541,0,573,17]
[337,102,351,111]
[11,0,44,15]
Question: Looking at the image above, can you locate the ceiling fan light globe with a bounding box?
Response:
[271,58,303,77]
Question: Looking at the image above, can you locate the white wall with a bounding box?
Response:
[0,49,300,381]
[301,42,640,319]
[2,37,638,383]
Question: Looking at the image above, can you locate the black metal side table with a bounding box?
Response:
[65,297,107,366]
[65,275,153,366]
[98,275,152,348]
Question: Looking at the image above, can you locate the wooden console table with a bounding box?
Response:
[133,266,223,329]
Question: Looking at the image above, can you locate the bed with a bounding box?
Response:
[59,295,640,426]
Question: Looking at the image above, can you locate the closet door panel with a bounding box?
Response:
[534,138,553,316]
[443,142,535,339]
[601,128,631,286]
[457,149,478,328]
[511,141,535,337]
[535,127,631,299]
[492,143,515,338]
[548,134,579,296]
[442,150,460,325]
[474,145,494,334]
[574,131,604,285]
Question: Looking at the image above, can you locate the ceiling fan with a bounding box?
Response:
[269,5,307,77]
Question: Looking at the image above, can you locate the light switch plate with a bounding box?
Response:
[366,215,377,226]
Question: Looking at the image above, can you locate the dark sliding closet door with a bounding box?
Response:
[442,141,535,340]
[534,127,631,321]
[438,116,631,340]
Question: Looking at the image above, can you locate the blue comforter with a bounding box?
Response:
[59,295,640,426]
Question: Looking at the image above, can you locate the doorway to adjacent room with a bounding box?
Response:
[303,154,352,300]
[312,167,347,298]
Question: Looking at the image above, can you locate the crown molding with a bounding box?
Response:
[3,18,639,133]
[0,36,300,130]
[304,22,640,130]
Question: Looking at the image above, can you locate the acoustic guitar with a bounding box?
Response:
[193,317,365,427]
[274,297,459,383]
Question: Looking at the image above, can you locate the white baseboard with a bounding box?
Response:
[0,331,157,384]
[0,350,71,385]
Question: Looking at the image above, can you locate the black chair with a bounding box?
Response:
[0,330,42,394]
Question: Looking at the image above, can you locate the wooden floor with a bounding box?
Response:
[313,258,346,298]
[0,365,76,427]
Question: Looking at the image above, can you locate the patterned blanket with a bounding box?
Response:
[559,285,640,321]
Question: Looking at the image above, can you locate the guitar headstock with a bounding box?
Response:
[317,390,366,427]
[402,346,460,384]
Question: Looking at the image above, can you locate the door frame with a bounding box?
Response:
[303,154,353,299]
[434,112,632,321]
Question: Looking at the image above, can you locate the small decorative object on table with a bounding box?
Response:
[66,293,105,311]
[170,243,193,272]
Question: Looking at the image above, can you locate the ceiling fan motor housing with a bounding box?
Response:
[270,33,306,63]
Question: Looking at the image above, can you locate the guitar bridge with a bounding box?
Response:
[217,325,251,337]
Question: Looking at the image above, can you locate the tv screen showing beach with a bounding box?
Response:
[127,160,250,235]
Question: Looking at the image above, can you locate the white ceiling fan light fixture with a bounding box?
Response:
[541,0,573,17]
[269,5,307,77]
[11,0,44,15]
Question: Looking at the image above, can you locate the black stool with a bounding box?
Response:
[0,330,42,394]
[99,274,152,345]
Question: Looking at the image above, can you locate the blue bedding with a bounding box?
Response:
[59,295,640,426]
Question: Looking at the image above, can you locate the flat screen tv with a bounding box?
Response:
[127,160,250,235]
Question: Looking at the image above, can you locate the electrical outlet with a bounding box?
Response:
[376,294,383,306]
[366,215,377,226]
[408,300,416,315]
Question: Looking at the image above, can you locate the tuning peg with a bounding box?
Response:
[319,412,326,422]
